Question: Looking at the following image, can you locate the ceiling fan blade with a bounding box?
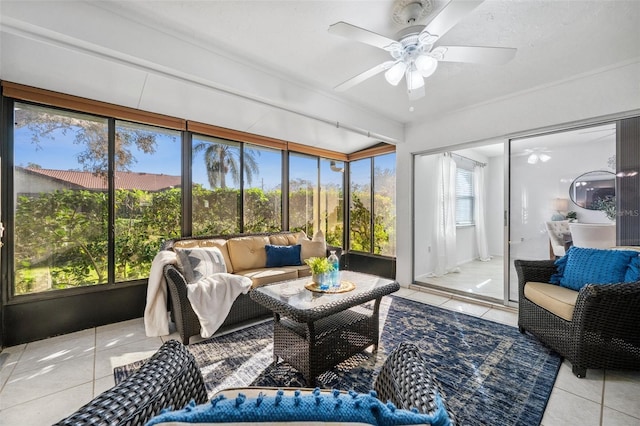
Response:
[334,61,395,92]
[328,21,397,50]
[437,46,516,64]
[423,0,484,39]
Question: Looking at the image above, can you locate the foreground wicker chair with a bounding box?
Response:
[515,259,640,378]
[375,342,456,424]
[54,340,207,426]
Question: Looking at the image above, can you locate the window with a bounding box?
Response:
[13,103,109,294]
[114,121,181,282]
[191,136,242,235]
[243,144,282,233]
[320,159,344,248]
[11,103,183,295]
[349,158,372,252]
[289,153,318,237]
[348,153,396,256]
[456,167,474,226]
[288,155,344,244]
[374,153,396,256]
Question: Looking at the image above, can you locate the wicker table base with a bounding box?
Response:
[250,271,399,385]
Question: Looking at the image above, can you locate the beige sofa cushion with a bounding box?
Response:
[524,281,579,321]
[235,267,298,288]
[172,238,233,273]
[269,231,306,246]
[227,236,270,271]
[282,264,312,278]
[297,231,327,261]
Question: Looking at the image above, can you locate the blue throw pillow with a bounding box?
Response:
[553,246,639,291]
[265,244,302,267]
[146,389,451,426]
[625,255,640,282]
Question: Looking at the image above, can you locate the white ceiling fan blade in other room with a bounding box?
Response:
[334,61,395,92]
[328,21,398,50]
[423,0,484,40]
[437,45,517,64]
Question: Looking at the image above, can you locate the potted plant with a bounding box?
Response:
[593,197,617,221]
[304,256,335,288]
[566,211,577,222]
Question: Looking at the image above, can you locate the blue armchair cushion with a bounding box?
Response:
[265,244,302,267]
[146,388,451,426]
[550,246,639,291]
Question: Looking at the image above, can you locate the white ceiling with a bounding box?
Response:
[1,0,639,154]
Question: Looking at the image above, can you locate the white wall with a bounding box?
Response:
[396,62,640,287]
[413,154,438,278]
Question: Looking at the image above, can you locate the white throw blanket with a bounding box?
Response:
[144,250,178,337]
[187,273,252,338]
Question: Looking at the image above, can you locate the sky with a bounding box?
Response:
[14,121,395,192]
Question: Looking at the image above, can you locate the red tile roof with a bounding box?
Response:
[22,167,181,191]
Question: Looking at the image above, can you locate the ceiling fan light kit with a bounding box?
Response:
[329,0,516,100]
[384,61,407,86]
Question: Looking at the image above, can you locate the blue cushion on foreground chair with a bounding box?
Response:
[550,246,639,291]
[625,255,640,282]
[265,244,302,267]
[145,388,451,426]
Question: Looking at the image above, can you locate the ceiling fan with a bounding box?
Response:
[328,0,517,100]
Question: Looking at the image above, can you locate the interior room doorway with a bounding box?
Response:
[508,123,617,300]
[413,142,506,304]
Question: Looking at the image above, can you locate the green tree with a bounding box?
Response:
[349,193,390,254]
[193,142,260,189]
[14,190,108,293]
[14,105,161,175]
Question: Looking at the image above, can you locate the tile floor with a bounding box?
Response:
[415,256,505,301]
[1,286,639,425]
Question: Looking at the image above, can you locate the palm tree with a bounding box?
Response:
[193,141,260,189]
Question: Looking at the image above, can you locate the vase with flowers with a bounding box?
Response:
[304,256,335,290]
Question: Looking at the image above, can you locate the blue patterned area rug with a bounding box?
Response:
[115,296,561,425]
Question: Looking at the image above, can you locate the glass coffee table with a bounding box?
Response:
[249,270,399,385]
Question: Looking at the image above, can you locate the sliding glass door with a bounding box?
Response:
[508,123,617,300]
[413,118,636,306]
[413,143,506,303]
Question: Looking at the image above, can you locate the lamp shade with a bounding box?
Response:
[384,62,407,86]
[553,198,569,212]
[415,54,438,77]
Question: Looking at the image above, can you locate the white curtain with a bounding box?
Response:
[474,164,491,261]
[430,153,459,277]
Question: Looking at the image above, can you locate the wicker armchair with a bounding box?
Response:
[54,340,208,426]
[515,259,640,378]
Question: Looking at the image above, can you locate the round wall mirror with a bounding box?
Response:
[569,170,615,210]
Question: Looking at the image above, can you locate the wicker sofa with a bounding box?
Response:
[515,258,640,378]
[162,231,340,344]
